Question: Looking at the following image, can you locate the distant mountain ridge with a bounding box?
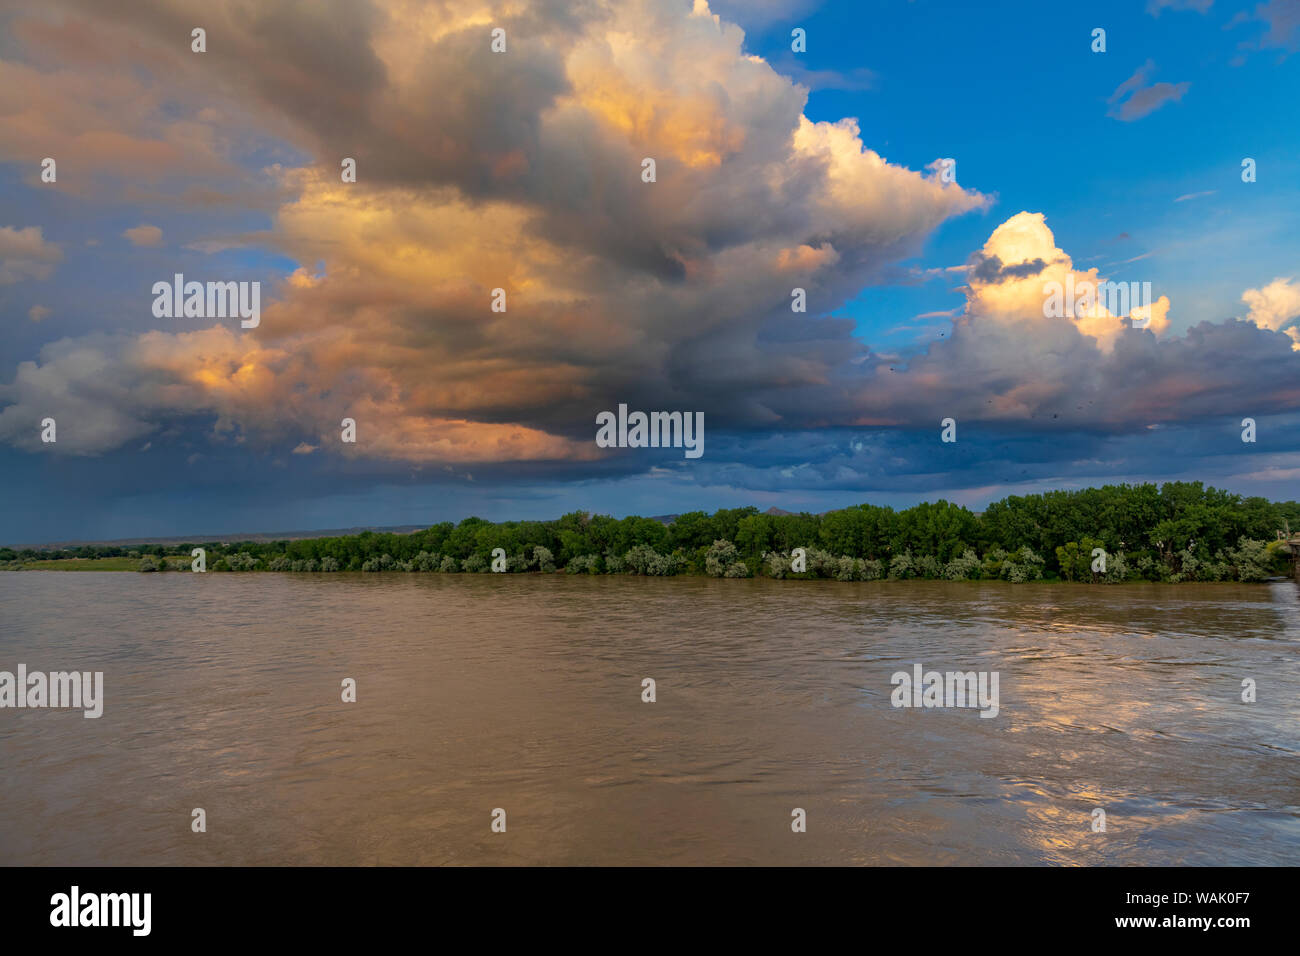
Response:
[12,507,981,548]
[17,525,430,550]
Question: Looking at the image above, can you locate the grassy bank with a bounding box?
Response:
[11,557,145,571]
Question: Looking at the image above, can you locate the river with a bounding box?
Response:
[1,573,1297,864]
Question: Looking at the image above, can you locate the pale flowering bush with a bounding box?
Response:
[914,554,941,579]
[1001,547,1044,583]
[226,551,259,571]
[943,549,982,580]
[625,545,683,576]
[888,550,916,580]
[763,550,791,578]
[566,553,601,574]
[1225,537,1270,581]
[804,548,836,577]
[705,539,742,577]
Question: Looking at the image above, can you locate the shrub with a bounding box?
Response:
[914,554,941,579]
[1225,537,1270,582]
[1175,546,1201,582]
[566,554,600,574]
[889,550,916,580]
[1002,546,1044,583]
[763,550,791,578]
[1134,552,1163,581]
[624,544,659,575]
[803,548,836,577]
[944,549,982,580]
[1101,551,1128,583]
[705,539,741,577]
[410,551,438,571]
[625,545,682,576]
[981,547,1007,578]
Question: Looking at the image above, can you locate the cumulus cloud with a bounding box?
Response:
[962,212,1171,349]
[824,212,1299,433]
[1242,277,1300,349]
[0,0,1296,479]
[0,334,157,455]
[123,224,163,246]
[0,0,990,461]
[0,225,62,284]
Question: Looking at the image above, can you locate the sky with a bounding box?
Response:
[1,0,1299,544]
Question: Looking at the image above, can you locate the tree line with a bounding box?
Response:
[3,482,1297,582]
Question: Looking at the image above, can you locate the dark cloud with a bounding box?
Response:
[968,252,1047,284]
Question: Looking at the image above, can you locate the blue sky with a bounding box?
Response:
[1,0,1298,543]
[731,0,1300,344]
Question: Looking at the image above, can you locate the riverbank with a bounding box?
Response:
[4,483,1297,583]
[4,550,1293,584]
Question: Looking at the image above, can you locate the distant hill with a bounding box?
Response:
[20,525,430,550]
[15,507,824,547]
[649,506,808,523]
[12,504,998,549]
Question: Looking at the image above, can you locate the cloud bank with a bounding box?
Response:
[0,0,1297,500]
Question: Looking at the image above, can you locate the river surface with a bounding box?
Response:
[1,573,1297,865]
